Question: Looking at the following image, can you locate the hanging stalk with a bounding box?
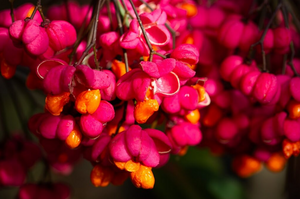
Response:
[128,0,166,61]
[106,0,114,30]
[63,0,71,24]
[247,3,282,72]
[112,0,129,72]
[68,0,95,65]
[284,0,300,32]
[75,0,105,67]
[9,0,15,22]
[138,0,177,49]
[120,0,134,25]
[282,3,299,76]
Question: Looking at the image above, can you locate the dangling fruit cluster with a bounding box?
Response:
[0,0,300,196]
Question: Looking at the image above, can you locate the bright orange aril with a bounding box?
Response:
[45,92,70,116]
[185,109,200,124]
[111,60,131,79]
[75,89,101,114]
[179,3,198,18]
[134,99,159,124]
[65,125,82,149]
[130,165,155,189]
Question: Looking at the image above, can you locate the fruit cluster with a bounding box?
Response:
[0,0,300,197]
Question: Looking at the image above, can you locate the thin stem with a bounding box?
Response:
[63,0,71,24]
[29,6,39,20]
[138,0,176,49]
[28,0,46,23]
[120,0,133,19]
[113,0,129,72]
[281,3,299,77]
[288,42,299,77]
[37,5,46,22]
[284,0,300,32]
[282,53,288,74]
[281,3,289,28]
[93,45,100,70]
[128,0,155,60]
[68,1,94,64]
[247,3,282,71]
[9,0,15,22]
[75,0,105,67]
[120,0,134,25]
[258,3,268,30]
[248,0,269,17]
[106,0,114,31]
[165,23,176,49]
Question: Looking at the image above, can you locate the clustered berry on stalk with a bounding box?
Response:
[0,0,300,197]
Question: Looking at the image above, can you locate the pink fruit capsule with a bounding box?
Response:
[219,55,243,81]
[239,21,259,52]
[216,117,238,143]
[213,90,231,109]
[206,7,225,30]
[229,64,254,88]
[218,16,244,49]
[259,29,274,53]
[277,75,291,108]
[284,118,300,142]
[253,73,278,104]
[240,70,261,96]
[273,27,291,52]
[178,86,198,110]
[261,117,281,145]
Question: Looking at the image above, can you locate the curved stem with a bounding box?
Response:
[284,0,300,32]
[113,0,129,72]
[138,0,176,49]
[9,0,15,22]
[281,3,299,77]
[247,3,282,72]
[75,0,105,67]
[282,54,288,74]
[120,0,133,27]
[128,0,154,60]
[288,42,299,77]
[106,0,114,31]
[68,2,94,65]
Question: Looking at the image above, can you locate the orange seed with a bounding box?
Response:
[75,89,101,114]
[45,92,70,116]
[130,165,155,189]
[134,99,159,124]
